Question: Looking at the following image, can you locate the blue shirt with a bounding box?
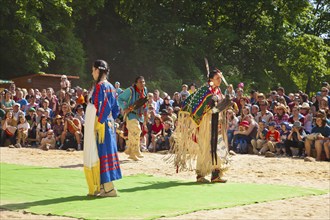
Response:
[311,125,330,138]
[118,86,148,123]
[17,98,28,110]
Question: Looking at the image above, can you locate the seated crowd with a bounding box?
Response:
[1,78,329,161]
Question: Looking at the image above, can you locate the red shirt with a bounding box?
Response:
[151,123,164,134]
[266,130,280,142]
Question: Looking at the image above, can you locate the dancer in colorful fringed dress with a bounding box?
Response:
[170,69,232,183]
[118,76,148,161]
[84,59,122,197]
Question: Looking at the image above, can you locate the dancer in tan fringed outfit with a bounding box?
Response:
[170,68,232,183]
[118,76,148,161]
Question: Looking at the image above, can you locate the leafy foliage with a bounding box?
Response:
[0,0,328,96]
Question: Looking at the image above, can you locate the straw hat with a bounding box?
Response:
[301,102,310,109]
[55,115,62,119]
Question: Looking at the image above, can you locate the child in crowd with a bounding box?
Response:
[52,115,64,148]
[74,104,85,126]
[226,109,238,149]
[16,115,30,147]
[36,115,51,144]
[39,129,56,150]
[261,121,280,156]
[155,121,173,151]
[25,107,37,145]
[148,115,164,152]
[275,122,291,156]
[235,120,250,154]
[285,121,306,157]
[251,119,268,154]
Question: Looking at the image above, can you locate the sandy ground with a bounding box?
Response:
[0,147,329,220]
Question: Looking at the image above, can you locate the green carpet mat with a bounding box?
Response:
[0,163,326,220]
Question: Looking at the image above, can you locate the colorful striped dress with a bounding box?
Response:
[84,81,122,195]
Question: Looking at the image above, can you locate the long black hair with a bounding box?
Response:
[208,68,220,82]
[93,59,110,83]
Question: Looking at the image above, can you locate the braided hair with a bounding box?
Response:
[93,59,110,83]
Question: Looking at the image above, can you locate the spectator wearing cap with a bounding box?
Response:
[251,104,259,118]
[299,102,313,134]
[167,106,177,123]
[36,115,51,143]
[275,122,291,156]
[255,100,273,125]
[153,89,163,114]
[15,89,28,111]
[114,81,123,98]
[273,104,289,129]
[159,95,172,113]
[75,86,85,106]
[234,120,250,154]
[251,119,268,154]
[75,104,85,126]
[284,121,306,157]
[160,109,173,123]
[1,89,15,112]
[12,103,24,123]
[52,115,64,148]
[233,114,258,152]
[305,116,330,161]
[60,112,82,150]
[39,129,56,150]
[180,84,190,99]
[172,92,182,109]
[60,75,71,92]
[259,121,280,156]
